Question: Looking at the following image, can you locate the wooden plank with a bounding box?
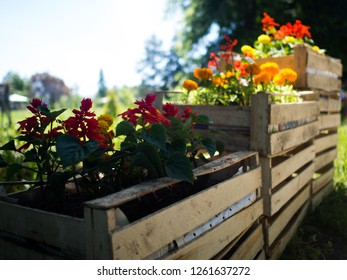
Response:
[267,185,310,246]
[229,224,264,260]
[269,121,319,155]
[271,144,315,188]
[84,207,117,259]
[319,114,341,130]
[269,102,319,126]
[269,162,314,216]
[86,151,258,210]
[164,200,263,260]
[312,166,334,194]
[110,168,262,259]
[178,105,251,127]
[250,92,270,156]
[268,202,309,259]
[314,133,338,154]
[0,201,85,256]
[319,97,342,113]
[314,148,337,171]
[293,44,308,89]
[311,181,334,211]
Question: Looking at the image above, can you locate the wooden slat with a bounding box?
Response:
[311,181,334,211]
[179,105,251,127]
[267,186,310,246]
[86,151,258,210]
[268,202,309,260]
[319,114,341,130]
[269,121,319,155]
[314,133,338,154]
[164,200,263,260]
[319,97,342,113]
[229,224,264,260]
[312,166,335,194]
[271,144,315,188]
[270,102,319,125]
[314,148,337,171]
[268,162,314,216]
[0,201,85,256]
[110,167,262,259]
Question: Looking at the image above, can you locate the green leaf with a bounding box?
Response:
[167,139,186,156]
[201,137,216,158]
[56,135,99,168]
[0,140,17,151]
[116,121,135,137]
[216,140,225,155]
[191,114,212,125]
[23,149,39,163]
[134,142,165,177]
[167,117,190,141]
[165,152,193,184]
[43,108,66,120]
[143,123,167,151]
[0,154,8,167]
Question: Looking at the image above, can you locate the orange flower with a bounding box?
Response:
[279,68,298,83]
[261,12,279,32]
[259,62,279,78]
[273,73,285,86]
[193,67,213,80]
[253,72,271,85]
[183,79,198,91]
[245,64,261,75]
[212,77,227,87]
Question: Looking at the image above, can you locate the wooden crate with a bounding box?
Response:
[265,185,310,259]
[260,142,315,217]
[311,181,334,211]
[85,151,262,260]
[255,44,343,92]
[0,151,262,259]
[157,91,320,156]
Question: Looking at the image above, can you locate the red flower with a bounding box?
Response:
[162,103,180,118]
[261,12,279,32]
[208,52,219,68]
[63,98,108,146]
[292,20,311,39]
[118,94,171,126]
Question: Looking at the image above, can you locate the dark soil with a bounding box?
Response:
[280,187,347,260]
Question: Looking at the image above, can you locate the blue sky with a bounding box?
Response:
[0,0,182,97]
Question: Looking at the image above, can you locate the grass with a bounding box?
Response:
[280,120,347,259]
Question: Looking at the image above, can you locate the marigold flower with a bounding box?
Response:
[260,62,279,78]
[279,68,298,83]
[183,79,198,91]
[245,64,261,75]
[258,34,272,44]
[253,72,271,85]
[273,73,285,86]
[283,36,296,44]
[241,45,257,57]
[212,77,226,87]
[193,67,213,80]
[98,114,113,127]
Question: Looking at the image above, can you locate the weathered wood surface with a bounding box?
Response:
[318,114,341,130]
[311,181,334,211]
[267,185,310,246]
[319,96,342,113]
[109,167,262,259]
[314,133,338,154]
[267,202,309,260]
[85,151,258,210]
[314,148,337,172]
[164,200,263,260]
[0,201,85,257]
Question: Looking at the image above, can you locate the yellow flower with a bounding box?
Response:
[258,34,271,44]
[279,68,297,83]
[312,46,320,52]
[241,45,257,56]
[245,64,261,75]
[273,73,285,86]
[283,36,296,44]
[254,72,271,85]
[260,62,279,78]
[98,114,113,127]
[212,77,226,87]
[183,79,198,91]
[98,120,110,131]
[220,70,235,79]
[193,67,213,80]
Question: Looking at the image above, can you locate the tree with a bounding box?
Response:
[138,35,184,93]
[102,88,119,116]
[2,71,30,95]
[30,73,70,105]
[97,69,107,98]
